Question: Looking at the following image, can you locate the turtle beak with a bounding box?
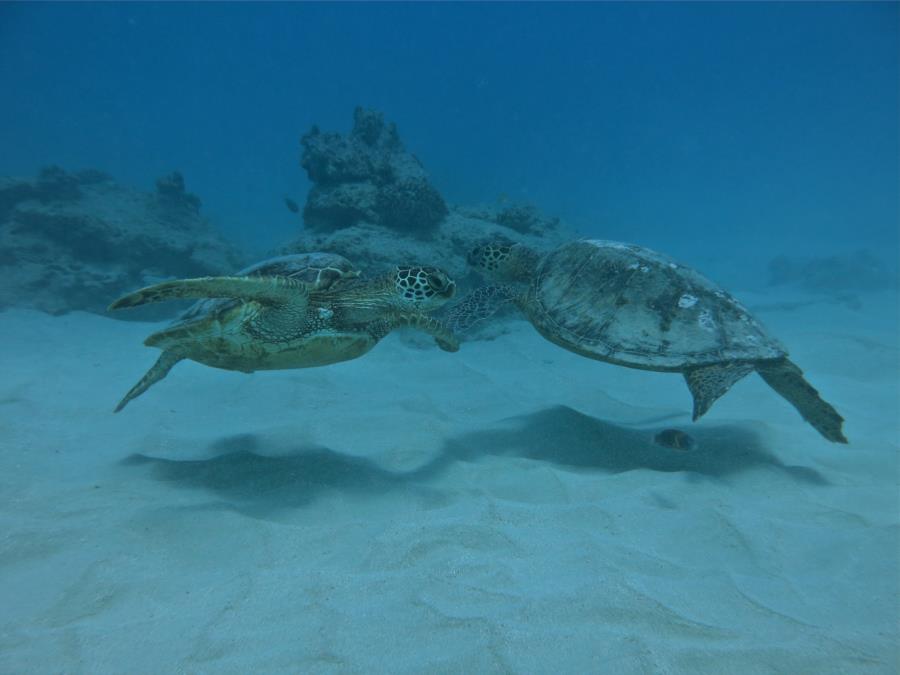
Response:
[444,279,457,299]
[421,267,455,299]
[435,275,456,299]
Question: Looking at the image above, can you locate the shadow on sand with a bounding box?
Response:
[122,434,406,513]
[416,405,827,483]
[123,405,828,513]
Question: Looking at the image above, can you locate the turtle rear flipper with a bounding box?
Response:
[114,351,183,412]
[108,276,310,310]
[683,362,755,421]
[757,358,848,443]
[445,285,518,334]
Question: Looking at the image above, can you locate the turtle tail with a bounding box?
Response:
[756,357,848,443]
[114,351,183,413]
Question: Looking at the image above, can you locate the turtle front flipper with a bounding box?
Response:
[114,350,183,412]
[109,276,310,310]
[444,285,518,334]
[389,313,460,352]
[756,358,847,443]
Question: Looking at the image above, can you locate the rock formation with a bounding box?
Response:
[0,167,243,318]
[300,107,448,235]
[1,109,580,327]
[289,108,576,291]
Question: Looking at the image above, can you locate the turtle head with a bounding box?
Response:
[468,241,538,283]
[391,266,457,311]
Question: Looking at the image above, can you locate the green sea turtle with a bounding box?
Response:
[109,253,458,412]
[447,239,847,443]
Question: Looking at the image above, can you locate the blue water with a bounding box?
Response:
[1,2,896,269]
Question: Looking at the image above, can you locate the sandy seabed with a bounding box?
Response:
[0,288,897,674]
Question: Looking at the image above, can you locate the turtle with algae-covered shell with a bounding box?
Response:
[109,252,458,412]
[447,239,846,443]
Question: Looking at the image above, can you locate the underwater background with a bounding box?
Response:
[1,3,897,271]
[0,2,898,673]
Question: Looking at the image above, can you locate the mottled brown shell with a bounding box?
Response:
[173,252,359,327]
[236,252,358,287]
[527,240,785,370]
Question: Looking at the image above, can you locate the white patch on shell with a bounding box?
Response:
[678,293,698,309]
[698,310,716,332]
[317,307,334,320]
[640,265,650,273]
[669,263,677,269]
[627,262,640,270]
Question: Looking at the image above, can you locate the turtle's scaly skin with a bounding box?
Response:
[109,253,458,412]
[450,239,847,443]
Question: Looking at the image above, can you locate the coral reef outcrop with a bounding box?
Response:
[300,107,448,235]
[0,167,243,318]
[291,108,576,294]
[2,109,580,327]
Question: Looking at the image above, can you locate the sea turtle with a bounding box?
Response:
[109,252,458,412]
[447,239,847,443]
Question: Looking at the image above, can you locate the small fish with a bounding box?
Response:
[284,197,300,214]
[654,428,696,451]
